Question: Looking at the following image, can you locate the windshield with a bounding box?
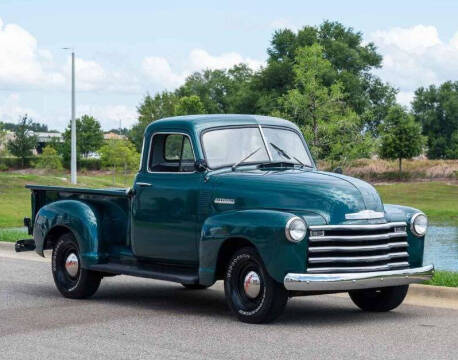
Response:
[202,126,312,169]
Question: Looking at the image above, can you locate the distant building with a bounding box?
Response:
[35,132,63,154]
[104,132,127,141]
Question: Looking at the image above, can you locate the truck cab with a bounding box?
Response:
[23,114,434,323]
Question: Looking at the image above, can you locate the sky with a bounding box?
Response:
[0,0,458,131]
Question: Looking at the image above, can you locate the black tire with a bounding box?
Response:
[224,247,288,324]
[349,285,409,312]
[181,284,210,290]
[52,232,102,299]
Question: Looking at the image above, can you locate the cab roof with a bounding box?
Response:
[144,114,299,135]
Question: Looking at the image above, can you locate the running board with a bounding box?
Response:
[89,262,199,285]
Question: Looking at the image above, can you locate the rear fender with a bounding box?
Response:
[33,200,101,268]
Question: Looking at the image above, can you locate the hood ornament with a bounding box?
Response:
[345,210,384,220]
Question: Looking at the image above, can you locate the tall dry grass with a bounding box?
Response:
[318,159,458,182]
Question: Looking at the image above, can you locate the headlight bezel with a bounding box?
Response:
[285,216,307,243]
[410,212,428,237]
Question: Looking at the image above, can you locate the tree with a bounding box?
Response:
[279,44,372,162]
[62,115,104,160]
[7,115,38,168]
[257,21,395,134]
[412,81,458,159]
[174,95,206,115]
[129,92,177,151]
[99,140,140,184]
[34,145,63,170]
[379,106,424,173]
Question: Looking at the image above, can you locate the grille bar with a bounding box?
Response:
[309,251,408,264]
[306,222,409,273]
[307,262,410,274]
[309,222,406,231]
[308,241,408,253]
[309,232,407,242]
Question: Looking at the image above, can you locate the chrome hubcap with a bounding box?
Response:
[65,253,79,278]
[243,271,261,299]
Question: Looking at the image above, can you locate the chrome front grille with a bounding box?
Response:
[307,222,409,273]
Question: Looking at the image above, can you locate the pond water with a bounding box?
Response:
[423,226,458,271]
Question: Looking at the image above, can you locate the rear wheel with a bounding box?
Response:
[52,233,102,299]
[224,247,288,323]
[349,285,409,312]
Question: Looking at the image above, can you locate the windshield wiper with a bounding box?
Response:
[232,147,261,171]
[269,143,309,168]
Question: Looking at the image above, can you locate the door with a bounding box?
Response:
[131,132,202,265]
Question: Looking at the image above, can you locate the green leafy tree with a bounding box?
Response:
[379,105,425,174]
[258,21,395,133]
[129,92,177,151]
[412,81,458,159]
[279,44,372,163]
[99,140,140,184]
[7,114,38,168]
[62,115,104,160]
[174,95,206,116]
[34,145,63,170]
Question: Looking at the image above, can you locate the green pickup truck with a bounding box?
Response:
[19,114,433,323]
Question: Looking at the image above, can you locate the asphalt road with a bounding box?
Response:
[0,254,457,360]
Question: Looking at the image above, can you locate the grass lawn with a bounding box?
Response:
[425,271,458,288]
[0,171,456,227]
[375,182,458,226]
[0,171,134,228]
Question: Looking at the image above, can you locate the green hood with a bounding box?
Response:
[210,168,384,224]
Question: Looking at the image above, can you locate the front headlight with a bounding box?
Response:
[411,213,428,237]
[285,217,307,243]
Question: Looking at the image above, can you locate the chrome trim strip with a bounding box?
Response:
[309,232,407,242]
[345,210,385,220]
[258,124,273,161]
[306,262,409,273]
[284,265,434,291]
[308,252,408,264]
[309,222,406,231]
[308,242,408,253]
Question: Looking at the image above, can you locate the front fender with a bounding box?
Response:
[384,204,426,267]
[33,200,101,268]
[199,209,309,285]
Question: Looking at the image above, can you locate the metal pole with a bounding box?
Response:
[70,51,77,184]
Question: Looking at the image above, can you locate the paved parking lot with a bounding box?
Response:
[0,253,457,360]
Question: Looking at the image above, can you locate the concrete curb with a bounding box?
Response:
[0,241,15,250]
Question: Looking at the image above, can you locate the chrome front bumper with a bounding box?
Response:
[284,265,434,292]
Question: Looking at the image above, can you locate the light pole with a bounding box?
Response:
[63,48,77,184]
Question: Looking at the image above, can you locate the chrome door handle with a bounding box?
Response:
[136,182,152,187]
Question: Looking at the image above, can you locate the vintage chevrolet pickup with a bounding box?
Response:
[19,114,434,323]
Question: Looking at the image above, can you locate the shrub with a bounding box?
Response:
[0,156,35,169]
[34,146,63,170]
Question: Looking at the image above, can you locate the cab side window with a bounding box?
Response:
[149,133,195,172]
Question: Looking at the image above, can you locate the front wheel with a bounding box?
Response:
[224,247,288,323]
[52,233,102,299]
[349,285,409,312]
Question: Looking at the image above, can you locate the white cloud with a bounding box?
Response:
[0,93,40,123]
[76,104,138,129]
[142,57,186,90]
[369,25,458,103]
[188,49,263,72]
[0,18,64,89]
[142,49,264,90]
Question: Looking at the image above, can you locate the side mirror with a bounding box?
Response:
[333,167,343,174]
[195,159,208,172]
